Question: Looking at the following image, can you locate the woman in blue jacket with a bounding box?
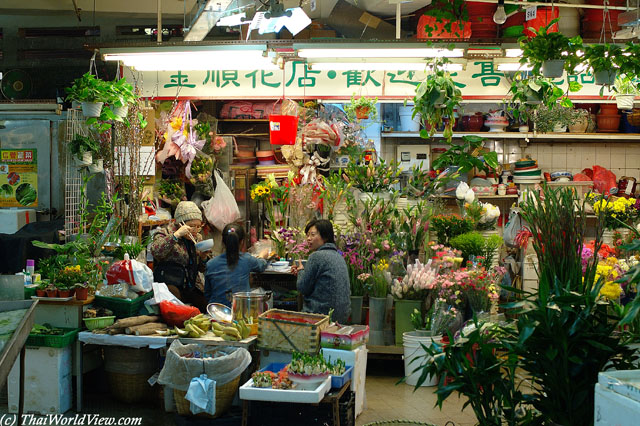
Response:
[205,224,268,306]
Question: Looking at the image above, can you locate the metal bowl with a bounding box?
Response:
[206,303,232,323]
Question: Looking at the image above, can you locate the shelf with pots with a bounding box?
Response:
[382,131,640,141]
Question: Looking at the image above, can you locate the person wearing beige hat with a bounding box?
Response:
[150,201,208,311]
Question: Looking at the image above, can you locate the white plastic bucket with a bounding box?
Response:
[402,331,441,386]
[398,106,421,132]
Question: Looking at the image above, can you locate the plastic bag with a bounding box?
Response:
[503,208,527,248]
[189,150,214,197]
[106,254,154,293]
[201,171,241,232]
[158,300,200,326]
[145,282,185,306]
[186,374,216,416]
[593,165,618,195]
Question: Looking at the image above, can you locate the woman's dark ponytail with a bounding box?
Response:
[222,224,245,269]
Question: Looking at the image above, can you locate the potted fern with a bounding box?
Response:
[65,72,110,117]
[344,95,378,122]
[413,58,463,141]
[519,18,583,78]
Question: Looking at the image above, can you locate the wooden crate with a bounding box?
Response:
[257,309,329,354]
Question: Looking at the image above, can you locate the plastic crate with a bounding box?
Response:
[26,327,80,348]
[94,291,154,318]
[83,316,115,330]
[24,286,36,299]
[330,366,353,389]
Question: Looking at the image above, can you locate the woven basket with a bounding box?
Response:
[107,372,155,403]
[104,346,159,403]
[627,109,640,126]
[173,375,241,418]
[258,309,330,354]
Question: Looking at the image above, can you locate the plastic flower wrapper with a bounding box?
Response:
[189,150,214,197]
[414,298,460,336]
[391,259,437,300]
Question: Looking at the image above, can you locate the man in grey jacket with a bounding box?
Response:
[291,219,351,323]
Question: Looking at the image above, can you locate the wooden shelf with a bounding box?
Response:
[367,344,404,355]
[382,131,640,141]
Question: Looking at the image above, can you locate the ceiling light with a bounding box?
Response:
[296,46,465,58]
[102,45,277,71]
[505,48,523,58]
[493,0,507,25]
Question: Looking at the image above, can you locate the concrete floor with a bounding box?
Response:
[1,358,476,426]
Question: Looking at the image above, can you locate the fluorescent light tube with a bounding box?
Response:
[496,63,533,71]
[298,48,465,58]
[308,62,463,71]
[505,49,523,58]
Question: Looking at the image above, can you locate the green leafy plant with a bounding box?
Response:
[613,74,640,95]
[533,104,585,133]
[65,72,111,103]
[583,43,623,77]
[507,72,579,112]
[619,41,640,77]
[344,94,378,122]
[413,58,463,141]
[107,77,137,108]
[481,234,503,268]
[69,134,100,157]
[449,231,485,264]
[430,214,474,245]
[343,157,401,193]
[421,0,469,38]
[519,18,583,76]
[431,135,499,175]
[391,201,435,254]
[37,255,68,280]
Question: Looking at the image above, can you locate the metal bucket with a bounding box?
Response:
[230,291,272,322]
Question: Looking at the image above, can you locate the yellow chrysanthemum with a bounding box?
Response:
[600,281,622,300]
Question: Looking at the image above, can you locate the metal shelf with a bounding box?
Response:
[382,131,640,141]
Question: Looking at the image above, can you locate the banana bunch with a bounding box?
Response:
[211,320,251,341]
[155,326,190,337]
[183,314,212,338]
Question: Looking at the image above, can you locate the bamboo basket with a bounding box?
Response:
[257,309,330,354]
[103,346,159,403]
[106,372,155,403]
[627,109,640,126]
[173,375,241,418]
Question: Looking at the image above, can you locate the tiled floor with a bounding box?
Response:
[1,358,476,426]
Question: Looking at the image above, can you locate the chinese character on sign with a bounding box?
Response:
[286,62,320,87]
[202,71,241,87]
[24,151,33,161]
[471,61,502,87]
[163,71,196,89]
[341,71,381,88]
[387,71,420,87]
[245,70,281,88]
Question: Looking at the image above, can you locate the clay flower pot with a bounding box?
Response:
[355,106,370,119]
[35,289,46,297]
[597,114,621,132]
[58,289,71,298]
[75,286,89,301]
[599,104,619,115]
[45,288,58,298]
[461,113,484,132]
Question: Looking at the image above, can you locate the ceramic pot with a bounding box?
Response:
[597,114,621,132]
[616,94,635,111]
[553,123,567,133]
[519,125,530,133]
[542,60,565,78]
[35,289,46,297]
[569,116,589,133]
[75,286,89,301]
[602,228,628,245]
[595,70,617,86]
[81,102,103,118]
[355,106,370,119]
[58,289,71,298]
[461,113,484,132]
[599,104,619,115]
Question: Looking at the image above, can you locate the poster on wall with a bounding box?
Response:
[0,149,38,207]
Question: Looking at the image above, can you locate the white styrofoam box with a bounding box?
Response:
[523,255,538,280]
[598,370,640,403]
[321,346,368,417]
[595,383,640,425]
[239,376,330,403]
[0,208,36,234]
[8,346,72,414]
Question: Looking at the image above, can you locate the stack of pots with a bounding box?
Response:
[597,104,621,132]
[467,2,498,38]
[582,0,624,39]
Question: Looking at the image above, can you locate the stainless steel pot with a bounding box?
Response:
[230,291,272,322]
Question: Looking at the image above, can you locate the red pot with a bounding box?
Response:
[45,289,58,298]
[75,286,89,301]
[599,104,619,115]
[58,289,71,298]
[35,289,46,297]
[418,15,471,39]
[597,114,621,132]
[355,106,370,120]
[461,114,484,132]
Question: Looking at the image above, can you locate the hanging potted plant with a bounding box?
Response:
[413,58,463,141]
[583,43,624,86]
[65,72,110,117]
[431,135,499,186]
[344,95,378,122]
[69,133,100,167]
[613,75,639,110]
[107,77,137,118]
[519,18,583,78]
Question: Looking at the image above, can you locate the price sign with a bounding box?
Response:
[525,6,537,21]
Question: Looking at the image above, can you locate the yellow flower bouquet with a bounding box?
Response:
[590,195,638,230]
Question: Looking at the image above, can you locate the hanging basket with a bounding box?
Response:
[269,114,298,145]
[112,105,129,118]
[542,60,565,78]
[626,109,640,126]
[355,106,370,120]
[616,94,636,110]
[81,102,103,118]
[595,70,617,86]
